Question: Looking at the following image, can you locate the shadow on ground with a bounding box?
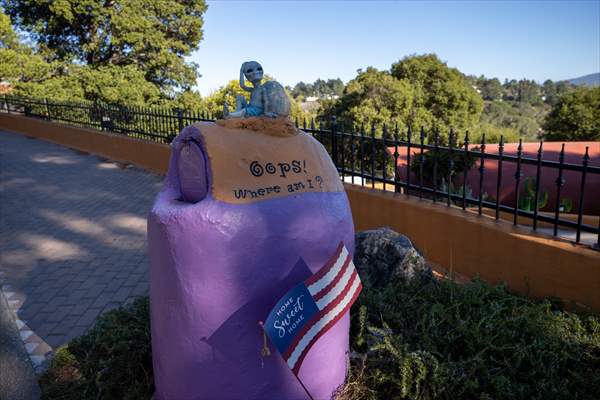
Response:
[0,130,163,360]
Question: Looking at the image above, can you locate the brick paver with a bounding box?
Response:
[0,130,163,360]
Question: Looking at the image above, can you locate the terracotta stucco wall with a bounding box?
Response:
[2,114,599,311]
[391,142,600,214]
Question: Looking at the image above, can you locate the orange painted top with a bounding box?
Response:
[194,122,344,204]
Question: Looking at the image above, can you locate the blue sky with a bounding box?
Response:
[190,0,600,96]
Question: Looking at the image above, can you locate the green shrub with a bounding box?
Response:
[410,146,479,188]
[518,177,548,212]
[39,297,153,400]
[338,277,600,400]
[39,279,600,400]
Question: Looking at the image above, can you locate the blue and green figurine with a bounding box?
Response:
[224,61,291,119]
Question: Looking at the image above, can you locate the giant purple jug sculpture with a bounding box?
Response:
[148,121,355,399]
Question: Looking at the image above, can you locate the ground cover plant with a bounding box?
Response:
[38,298,153,400]
[337,277,600,400]
[40,277,599,400]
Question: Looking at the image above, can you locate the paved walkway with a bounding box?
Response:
[0,130,163,369]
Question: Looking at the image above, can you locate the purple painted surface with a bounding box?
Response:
[177,139,208,203]
[148,125,355,400]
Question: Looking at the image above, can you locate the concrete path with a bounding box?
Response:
[0,130,163,371]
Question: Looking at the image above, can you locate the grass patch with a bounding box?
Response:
[40,279,599,400]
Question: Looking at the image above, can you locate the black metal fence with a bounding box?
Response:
[2,95,214,143]
[3,95,599,250]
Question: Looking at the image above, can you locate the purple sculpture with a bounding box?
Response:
[148,120,355,400]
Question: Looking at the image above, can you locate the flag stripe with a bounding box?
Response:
[315,258,354,309]
[282,268,358,361]
[312,253,351,302]
[306,246,348,295]
[289,279,363,374]
[287,274,361,371]
[285,274,360,368]
[304,242,344,287]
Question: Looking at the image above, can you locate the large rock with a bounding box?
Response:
[354,227,429,288]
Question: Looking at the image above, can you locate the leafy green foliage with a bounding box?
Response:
[477,76,503,101]
[338,277,600,400]
[1,2,206,106]
[542,80,573,107]
[410,145,479,187]
[542,87,600,141]
[461,76,578,142]
[326,67,416,133]
[39,298,153,400]
[320,55,483,141]
[470,121,521,144]
[390,54,484,136]
[291,78,345,100]
[560,198,573,213]
[479,101,546,141]
[2,0,207,94]
[3,3,593,143]
[518,178,548,212]
[0,10,63,93]
[38,278,600,400]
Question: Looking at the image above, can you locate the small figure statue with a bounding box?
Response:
[224,61,291,119]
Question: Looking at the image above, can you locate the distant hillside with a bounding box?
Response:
[568,73,600,87]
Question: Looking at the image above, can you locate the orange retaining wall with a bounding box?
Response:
[0,114,170,174]
[345,186,600,311]
[2,114,599,311]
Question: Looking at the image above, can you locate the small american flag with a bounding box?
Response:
[263,242,362,376]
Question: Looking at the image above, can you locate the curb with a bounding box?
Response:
[0,271,52,373]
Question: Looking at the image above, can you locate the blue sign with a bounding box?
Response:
[264,282,319,354]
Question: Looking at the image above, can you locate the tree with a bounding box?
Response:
[542,80,558,105]
[0,10,60,94]
[321,55,484,139]
[390,54,483,136]
[2,0,207,98]
[3,9,160,103]
[291,78,345,100]
[478,77,503,101]
[503,79,519,101]
[479,101,541,141]
[0,8,17,48]
[202,79,251,117]
[291,81,314,99]
[517,79,542,105]
[542,79,574,106]
[327,78,345,98]
[323,67,416,132]
[543,87,600,141]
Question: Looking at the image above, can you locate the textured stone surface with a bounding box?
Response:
[0,130,162,354]
[0,289,41,400]
[354,227,429,288]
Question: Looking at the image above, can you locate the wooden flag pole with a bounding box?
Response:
[259,321,314,400]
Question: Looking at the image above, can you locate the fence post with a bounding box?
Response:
[44,98,51,120]
[97,102,105,131]
[331,116,338,169]
[5,94,10,114]
[177,109,184,132]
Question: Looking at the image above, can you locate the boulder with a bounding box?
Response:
[354,227,429,288]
